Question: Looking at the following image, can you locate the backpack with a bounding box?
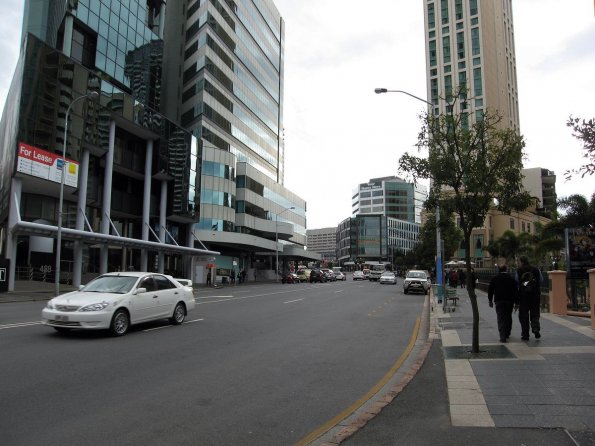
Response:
[519,270,537,296]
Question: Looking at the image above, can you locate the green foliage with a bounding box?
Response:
[566,116,595,180]
[398,93,535,353]
[557,193,595,228]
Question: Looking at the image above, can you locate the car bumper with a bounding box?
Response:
[380,279,396,284]
[41,308,112,330]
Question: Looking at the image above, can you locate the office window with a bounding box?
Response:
[509,218,515,230]
[455,0,463,20]
[473,67,482,96]
[471,27,480,55]
[469,0,478,16]
[428,3,435,28]
[457,31,465,59]
[429,40,437,67]
[441,0,449,24]
[443,35,451,63]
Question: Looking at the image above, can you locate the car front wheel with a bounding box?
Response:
[110,309,130,336]
[171,302,186,325]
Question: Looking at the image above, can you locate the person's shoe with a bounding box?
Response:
[521,336,529,341]
[534,331,541,339]
[499,337,507,343]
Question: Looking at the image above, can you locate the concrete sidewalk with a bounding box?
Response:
[340,287,595,445]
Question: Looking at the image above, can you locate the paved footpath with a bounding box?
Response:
[340,287,595,446]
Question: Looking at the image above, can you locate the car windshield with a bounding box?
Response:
[83,275,139,294]
[407,272,426,279]
[382,272,394,276]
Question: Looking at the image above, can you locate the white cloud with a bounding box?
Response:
[0,0,592,230]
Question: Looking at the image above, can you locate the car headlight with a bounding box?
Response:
[79,302,110,312]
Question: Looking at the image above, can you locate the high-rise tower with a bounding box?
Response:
[423,0,520,130]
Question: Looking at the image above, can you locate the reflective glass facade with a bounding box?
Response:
[178,0,284,183]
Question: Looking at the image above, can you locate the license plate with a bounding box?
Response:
[55,315,69,322]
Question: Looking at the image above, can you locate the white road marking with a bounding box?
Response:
[0,321,43,330]
[284,298,304,304]
[143,318,204,332]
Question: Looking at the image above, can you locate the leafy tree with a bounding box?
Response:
[398,96,534,353]
[557,193,595,228]
[414,212,462,268]
[565,116,595,180]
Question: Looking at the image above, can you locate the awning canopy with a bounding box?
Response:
[11,220,220,257]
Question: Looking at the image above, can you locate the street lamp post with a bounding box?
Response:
[55,91,98,297]
[275,206,295,282]
[374,87,443,301]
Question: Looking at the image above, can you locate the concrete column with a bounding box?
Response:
[7,178,22,291]
[158,2,166,39]
[548,270,568,316]
[158,179,167,273]
[589,268,595,329]
[186,224,194,280]
[141,140,153,272]
[100,120,116,274]
[73,148,90,286]
[62,14,74,57]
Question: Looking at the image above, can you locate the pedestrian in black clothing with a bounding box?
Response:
[459,269,466,288]
[516,256,543,341]
[206,270,212,286]
[488,265,519,343]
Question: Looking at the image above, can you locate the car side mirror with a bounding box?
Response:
[79,285,85,291]
[134,288,147,295]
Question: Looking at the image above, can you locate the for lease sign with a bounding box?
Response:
[16,141,79,188]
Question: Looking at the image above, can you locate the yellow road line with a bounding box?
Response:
[294,316,422,446]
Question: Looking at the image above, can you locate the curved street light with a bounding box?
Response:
[275,206,295,282]
[374,87,443,301]
[55,91,99,297]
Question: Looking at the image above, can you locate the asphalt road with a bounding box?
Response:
[0,280,425,445]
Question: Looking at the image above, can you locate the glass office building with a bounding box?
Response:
[0,0,316,291]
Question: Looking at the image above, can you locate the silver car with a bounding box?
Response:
[379,271,397,285]
[403,270,431,294]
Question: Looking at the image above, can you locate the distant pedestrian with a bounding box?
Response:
[516,256,543,341]
[488,265,519,342]
[448,269,458,288]
[459,269,466,288]
[206,270,212,286]
[240,269,247,283]
[470,268,477,290]
[230,270,236,285]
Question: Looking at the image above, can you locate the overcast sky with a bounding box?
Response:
[1,1,593,230]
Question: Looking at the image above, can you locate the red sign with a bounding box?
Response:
[16,141,79,187]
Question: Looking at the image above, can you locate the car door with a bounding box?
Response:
[131,276,161,322]
[153,275,180,317]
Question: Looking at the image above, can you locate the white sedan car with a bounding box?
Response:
[379,271,397,285]
[403,270,431,294]
[41,272,195,336]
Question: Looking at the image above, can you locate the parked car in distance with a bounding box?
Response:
[296,270,310,283]
[41,272,195,336]
[379,271,397,285]
[282,272,299,283]
[353,270,365,280]
[309,269,326,283]
[334,271,346,281]
[322,269,336,281]
[403,270,431,294]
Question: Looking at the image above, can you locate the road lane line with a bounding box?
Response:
[283,298,304,304]
[0,321,43,330]
[295,316,422,446]
[143,318,204,331]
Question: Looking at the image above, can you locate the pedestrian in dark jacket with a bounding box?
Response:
[488,265,519,343]
[516,256,543,341]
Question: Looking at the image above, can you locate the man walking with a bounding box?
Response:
[516,256,543,341]
[488,265,518,343]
